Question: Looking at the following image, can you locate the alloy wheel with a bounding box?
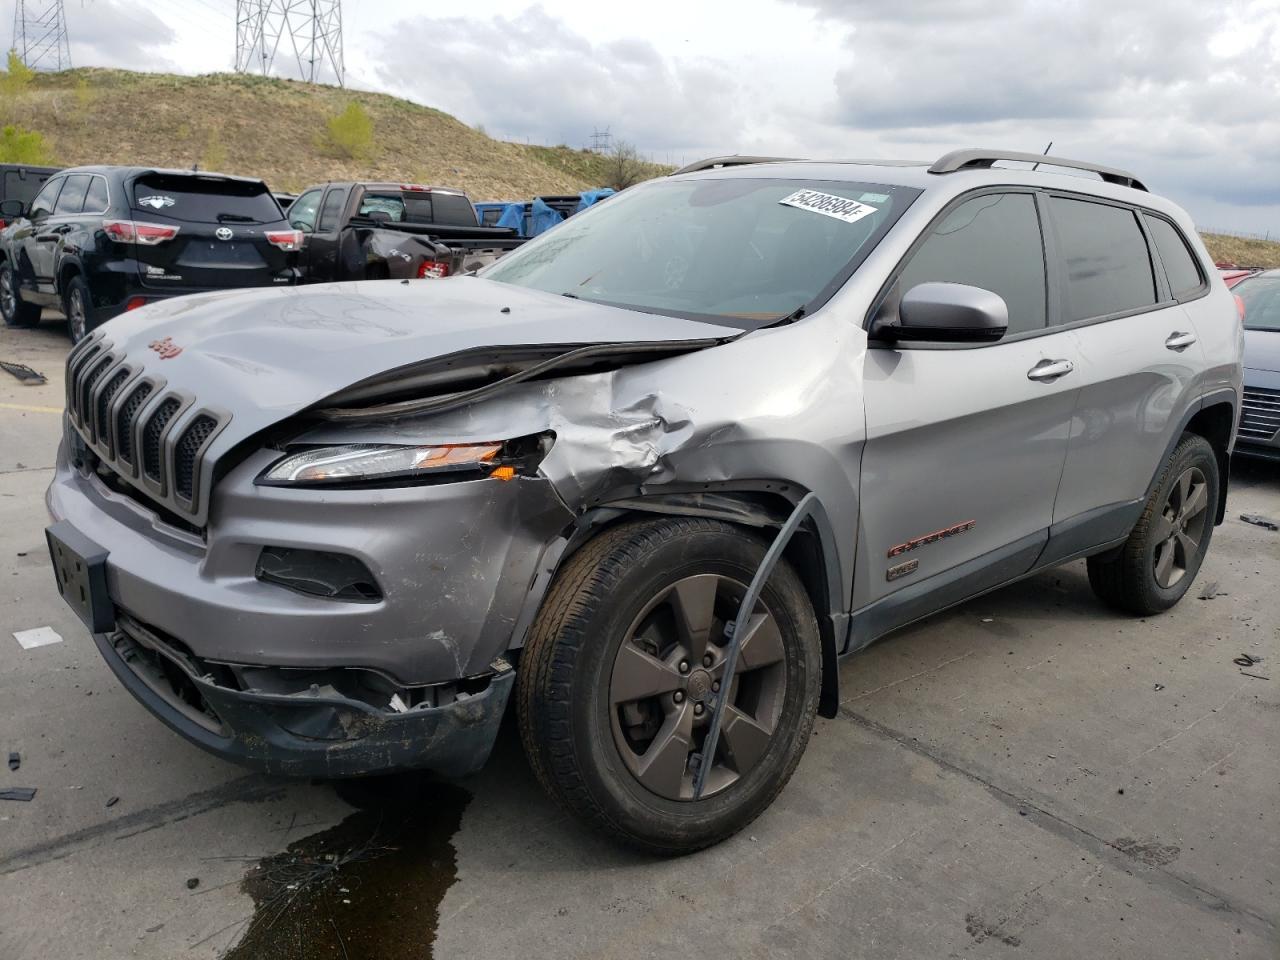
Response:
[67,288,87,342]
[0,270,14,320]
[608,573,787,801]
[1151,465,1210,588]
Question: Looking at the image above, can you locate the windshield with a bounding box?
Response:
[1235,276,1280,332]
[482,176,918,328]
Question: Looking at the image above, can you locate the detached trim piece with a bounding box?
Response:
[928,148,1148,192]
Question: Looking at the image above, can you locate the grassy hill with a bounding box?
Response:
[4,68,1277,267]
[5,68,670,198]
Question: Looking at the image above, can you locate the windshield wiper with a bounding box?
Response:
[216,213,258,223]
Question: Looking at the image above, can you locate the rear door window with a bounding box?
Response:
[132,174,282,224]
[317,188,346,231]
[1144,215,1204,301]
[897,192,1048,335]
[53,174,91,214]
[1050,197,1157,322]
[82,176,109,214]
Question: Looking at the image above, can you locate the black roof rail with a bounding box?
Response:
[671,155,798,176]
[928,148,1148,192]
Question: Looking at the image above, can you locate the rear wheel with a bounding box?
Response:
[63,275,91,343]
[517,517,821,854]
[1,263,41,328]
[1087,433,1219,615]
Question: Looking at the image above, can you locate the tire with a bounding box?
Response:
[63,275,91,343]
[517,517,821,855]
[0,262,41,328]
[1087,433,1219,615]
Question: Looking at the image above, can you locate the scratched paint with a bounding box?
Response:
[223,779,470,960]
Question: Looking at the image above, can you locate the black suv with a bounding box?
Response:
[0,166,300,340]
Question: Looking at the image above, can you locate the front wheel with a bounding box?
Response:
[1087,433,1219,615]
[517,517,821,854]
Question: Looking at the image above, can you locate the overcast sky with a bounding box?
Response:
[42,0,1280,232]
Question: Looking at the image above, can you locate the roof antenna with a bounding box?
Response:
[1031,141,1053,172]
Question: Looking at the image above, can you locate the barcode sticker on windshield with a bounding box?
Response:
[778,189,878,224]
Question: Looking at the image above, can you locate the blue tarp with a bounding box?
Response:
[494,202,526,235]
[529,197,564,237]
[575,188,615,213]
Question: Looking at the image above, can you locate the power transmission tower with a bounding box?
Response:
[11,0,72,71]
[235,1,344,87]
[589,126,612,153]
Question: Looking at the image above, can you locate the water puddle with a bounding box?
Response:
[223,777,470,960]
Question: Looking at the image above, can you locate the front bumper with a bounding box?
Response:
[95,617,514,778]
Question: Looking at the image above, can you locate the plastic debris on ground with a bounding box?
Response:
[12,627,62,650]
[1239,513,1278,531]
[7,752,18,771]
[0,788,36,802]
[0,360,47,385]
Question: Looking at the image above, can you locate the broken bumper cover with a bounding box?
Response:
[96,620,515,779]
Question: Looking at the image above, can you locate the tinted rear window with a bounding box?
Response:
[898,192,1047,335]
[2,168,55,206]
[430,192,477,226]
[132,175,282,224]
[1051,197,1156,322]
[1145,215,1204,300]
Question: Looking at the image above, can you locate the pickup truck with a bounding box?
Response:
[287,182,525,282]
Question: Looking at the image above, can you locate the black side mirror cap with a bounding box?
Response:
[0,199,26,219]
[875,281,1009,343]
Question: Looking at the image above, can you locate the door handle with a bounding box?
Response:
[1165,331,1197,351]
[1027,358,1074,382]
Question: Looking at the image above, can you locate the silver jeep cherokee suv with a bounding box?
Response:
[46,149,1243,852]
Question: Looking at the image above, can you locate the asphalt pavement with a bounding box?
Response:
[1,317,1276,959]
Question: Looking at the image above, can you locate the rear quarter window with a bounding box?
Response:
[1050,196,1157,322]
[132,175,282,224]
[1144,215,1205,301]
[82,176,109,214]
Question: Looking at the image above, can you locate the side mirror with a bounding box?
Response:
[877,282,1009,343]
[0,199,25,219]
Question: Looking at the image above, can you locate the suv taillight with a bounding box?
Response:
[417,259,451,279]
[264,229,304,251]
[102,220,180,245]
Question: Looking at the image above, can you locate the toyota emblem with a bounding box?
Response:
[215,227,233,241]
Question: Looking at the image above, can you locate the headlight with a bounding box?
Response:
[258,442,510,487]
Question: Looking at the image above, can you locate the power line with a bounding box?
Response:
[11,0,72,71]
[234,0,344,86]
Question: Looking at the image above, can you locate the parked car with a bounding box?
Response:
[45,148,1241,853]
[0,163,59,229]
[0,166,299,340]
[1219,267,1255,288]
[272,191,298,213]
[1230,269,1280,459]
[287,181,525,283]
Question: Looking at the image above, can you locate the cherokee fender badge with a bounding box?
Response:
[887,558,919,582]
[887,519,976,558]
[148,336,182,359]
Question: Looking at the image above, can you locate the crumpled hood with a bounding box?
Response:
[1244,329,1280,373]
[71,277,736,525]
[96,276,735,415]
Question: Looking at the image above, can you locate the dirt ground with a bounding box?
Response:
[1,317,1276,960]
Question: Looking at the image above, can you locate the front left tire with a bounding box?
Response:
[517,517,821,855]
[0,263,41,328]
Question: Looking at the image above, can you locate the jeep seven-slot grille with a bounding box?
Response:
[174,415,217,502]
[1241,387,1280,443]
[115,382,154,465]
[64,336,225,523]
[143,398,182,481]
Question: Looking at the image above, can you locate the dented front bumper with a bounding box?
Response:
[96,618,514,778]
